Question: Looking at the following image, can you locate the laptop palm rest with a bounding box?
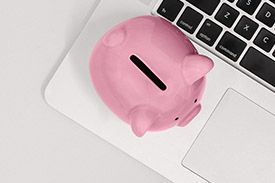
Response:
[182,88,275,183]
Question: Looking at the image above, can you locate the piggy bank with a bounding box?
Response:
[89,15,214,137]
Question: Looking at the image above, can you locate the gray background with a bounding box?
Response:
[0,0,170,182]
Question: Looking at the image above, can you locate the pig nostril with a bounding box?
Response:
[194,99,198,103]
[175,117,179,121]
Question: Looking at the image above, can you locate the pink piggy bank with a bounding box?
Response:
[89,15,214,137]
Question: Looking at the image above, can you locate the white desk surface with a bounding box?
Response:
[0,0,170,182]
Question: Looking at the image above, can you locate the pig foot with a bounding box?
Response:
[129,106,158,137]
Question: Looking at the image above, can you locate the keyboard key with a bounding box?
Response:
[177,7,203,34]
[234,16,259,40]
[196,19,223,46]
[240,47,275,87]
[215,3,240,28]
[216,32,247,61]
[254,28,275,52]
[186,0,220,15]
[236,0,261,15]
[256,3,275,27]
[157,0,184,22]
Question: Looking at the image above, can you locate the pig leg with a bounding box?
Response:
[129,106,158,137]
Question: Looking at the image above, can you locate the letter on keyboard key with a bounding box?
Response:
[254,28,275,52]
[256,3,275,27]
[234,16,259,40]
[157,0,184,22]
[236,0,261,15]
[215,3,240,28]
[216,32,247,61]
[186,0,220,15]
[240,47,275,87]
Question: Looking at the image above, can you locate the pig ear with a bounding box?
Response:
[182,55,214,85]
[129,106,158,137]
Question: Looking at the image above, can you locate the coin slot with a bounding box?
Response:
[130,55,167,91]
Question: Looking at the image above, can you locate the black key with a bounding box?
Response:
[216,32,247,61]
[256,3,275,27]
[177,7,203,34]
[240,47,275,87]
[196,19,223,46]
[186,0,220,15]
[236,0,261,15]
[254,28,275,52]
[234,16,259,40]
[215,3,240,28]
[157,0,184,22]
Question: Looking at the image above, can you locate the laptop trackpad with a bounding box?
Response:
[182,89,275,183]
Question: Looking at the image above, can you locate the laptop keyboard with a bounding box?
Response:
[152,0,275,91]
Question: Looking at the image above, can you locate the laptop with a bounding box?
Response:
[44,0,275,182]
